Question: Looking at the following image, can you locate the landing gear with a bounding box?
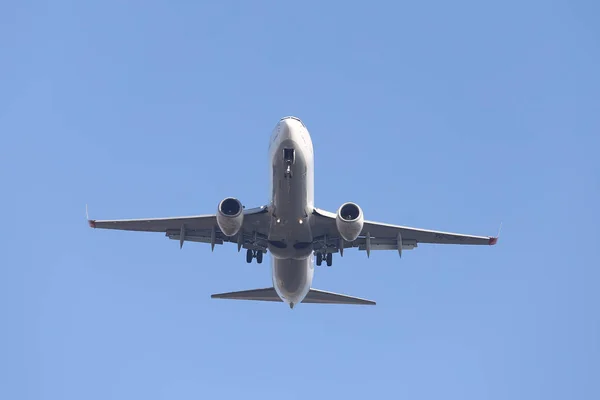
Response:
[315,252,333,267]
[246,249,264,264]
[283,148,294,178]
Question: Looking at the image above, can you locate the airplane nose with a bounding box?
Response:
[278,119,293,136]
[278,118,302,143]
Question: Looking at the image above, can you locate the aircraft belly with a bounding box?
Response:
[268,138,313,259]
[272,257,313,304]
[271,140,309,217]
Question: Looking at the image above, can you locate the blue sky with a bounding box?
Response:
[1,1,599,399]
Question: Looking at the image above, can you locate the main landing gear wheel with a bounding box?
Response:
[326,253,333,267]
[246,249,264,264]
[316,252,323,266]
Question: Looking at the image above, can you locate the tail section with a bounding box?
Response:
[303,288,376,305]
[211,287,282,302]
[211,287,375,306]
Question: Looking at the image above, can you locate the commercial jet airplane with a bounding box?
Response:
[88,116,498,308]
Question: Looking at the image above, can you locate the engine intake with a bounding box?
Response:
[217,197,244,237]
[336,202,364,242]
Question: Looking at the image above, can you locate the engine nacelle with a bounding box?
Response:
[216,197,244,237]
[336,202,364,242]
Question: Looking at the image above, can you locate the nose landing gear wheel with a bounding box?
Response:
[326,252,333,267]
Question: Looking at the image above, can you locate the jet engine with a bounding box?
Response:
[336,202,364,242]
[217,197,244,237]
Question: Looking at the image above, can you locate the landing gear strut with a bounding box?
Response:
[246,249,263,264]
[283,148,294,178]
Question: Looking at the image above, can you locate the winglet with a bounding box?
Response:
[488,222,502,245]
[86,204,96,228]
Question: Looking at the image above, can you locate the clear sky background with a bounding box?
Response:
[1,1,599,399]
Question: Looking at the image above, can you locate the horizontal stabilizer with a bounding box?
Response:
[211,287,282,302]
[303,288,376,305]
[211,287,375,305]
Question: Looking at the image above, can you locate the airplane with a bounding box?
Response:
[88,116,498,308]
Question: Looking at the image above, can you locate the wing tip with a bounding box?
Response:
[86,204,96,228]
[489,223,502,245]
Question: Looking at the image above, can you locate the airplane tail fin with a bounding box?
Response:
[211,287,375,306]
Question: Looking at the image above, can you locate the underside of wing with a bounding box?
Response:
[311,207,498,256]
[87,205,271,251]
[361,220,497,245]
[89,214,215,232]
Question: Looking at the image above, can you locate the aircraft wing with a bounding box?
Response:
[311,208,498,256]
[88,205,271,251]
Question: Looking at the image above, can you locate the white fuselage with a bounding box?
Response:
[267,116,315,306]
